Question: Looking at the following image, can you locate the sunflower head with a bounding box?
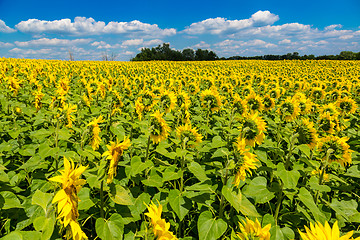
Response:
[237,217,271,240]
[232,94,247,116]
[317,136,352,167]
[295,118,318,149]
[200,88,222,112]
[263,95,275,111]
[150,110,171,144]
[239,113,266,147]
[311,87,325,100]
[246,93,263,112]
[277,97,300,122]
[336,96,357,115]
[298,221,356,240]
[160,90,176,113]
[176,124,203,148]
[318,112,336,134]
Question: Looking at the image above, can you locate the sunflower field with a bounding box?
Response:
[0,58,359,240]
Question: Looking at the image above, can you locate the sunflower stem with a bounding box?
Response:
[219,160,230,218]
[54,118,60,171]
[274,181,284,225]
[145,136,151,162]
[100,180,105,218]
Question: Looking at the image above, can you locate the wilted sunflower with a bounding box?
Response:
[87,115,104,151]
[246,92,263,112]
[49,157,87,240]
[237,217,271,240]
[103,137,131,184]
[176,123,202,148]
[317,135,352,167]
[200,88,222,112]
[298,221,359,240]
[336,96,357,115]
[239,112,266,147]
[145,201,178,240]
[150,110,171,144]
[277,97,300,122]
[233,138,259,187]
[295,118,318,149]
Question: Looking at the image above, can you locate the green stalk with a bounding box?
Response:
[144,136,151,162]
[274,182,284,225]
[100,180,105,218]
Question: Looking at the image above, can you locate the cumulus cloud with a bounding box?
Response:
[183,10,279,34]
[0,42,14,48]
[279,39,291,44]
[15,38,91,47]
[15,17,176,37]
[192,41,210,49]
[0,20,16,33]
[122,39,144,46]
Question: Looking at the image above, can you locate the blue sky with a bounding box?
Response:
[0,0,359,60]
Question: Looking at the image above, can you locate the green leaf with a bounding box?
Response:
[31,190,52,214]
[155,146,176,160]
[78,187,95,210]
[297,144,311,158]
[211,148,230,158]
[109,185,134,205]
[222,186,260,217]
[58,128,72,141]
[168,189,192,221]
[275,163,300,190]
[188,162,209,182]
[130,156,154,177]
[0,191,23,209]
[33,216,55,240]
[0,231,23,240]
[96,214,124,240]
[243,177,275,204]
[298,187,326,222]
[8,129,21,139]
[29,129,52,141]
[211,136,226,148]
[162,166,182,182]
[329,199,358,223]
[141,170,163,188]
[197,211,227,240]
[128,193,150,221]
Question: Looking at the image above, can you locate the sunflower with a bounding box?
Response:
[318,112,336,134]
[188,82,200,95]
[200,88,222,112]
[87,115,104,151]
[262,95,275,111]
[336,96,357,115]
[317,135,352,167]
[246,92,263,112]
[232,94,247,116]
[239,112,266,147]
[236,217,271,240]
[49,157,88,240]
[176,91,191,110]
[103,137,131,184]
[145,201,178,240]
[320,103,339,117]
[295,118,318,149]
[233,138,259,187]
[135,90,157,120]
[160,89,177,113]
[311,87,326,101]
[311,169,329,182]
[150,110,171,144]
[268,88,281,99]
[298,221,359,240]
[277,97,300,122]
[176,123,202,148]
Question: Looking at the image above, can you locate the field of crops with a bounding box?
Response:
[0,58,359,240]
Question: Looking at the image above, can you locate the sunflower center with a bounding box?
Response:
[281,102,294,115]
[142,93,153,108]
[263,97,272,109]
[177,95,184,107]
[161,95,171,110]
[233,102,245,115]
[324,141,344,161]
[248,98,260,111]
[204,95,218,109]
[313,90,323,99]
[296,125,314,145]
[319,118,332,132]
[151,118,163,136]
[242,120,259,140]
[339,101,352,112]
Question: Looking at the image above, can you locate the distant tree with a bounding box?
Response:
[102,52,118,61]
[182,48,195,61]
[339,51,356,60]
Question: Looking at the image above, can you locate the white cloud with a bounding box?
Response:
[192,41,210,49]
[324,24,342,31]
[339,35,354,40]
[0,42,14,48]
[9,48,52,55]
[183,10,279,35]
[143,39,163,46]
[122,39,144,46]
[15,17,176,37]
[279,39,291,44]
[122,51,135,55]
[0,20,16,33]
[14,38,91,47]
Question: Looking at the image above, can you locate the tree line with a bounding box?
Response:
[131,43,360,61]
